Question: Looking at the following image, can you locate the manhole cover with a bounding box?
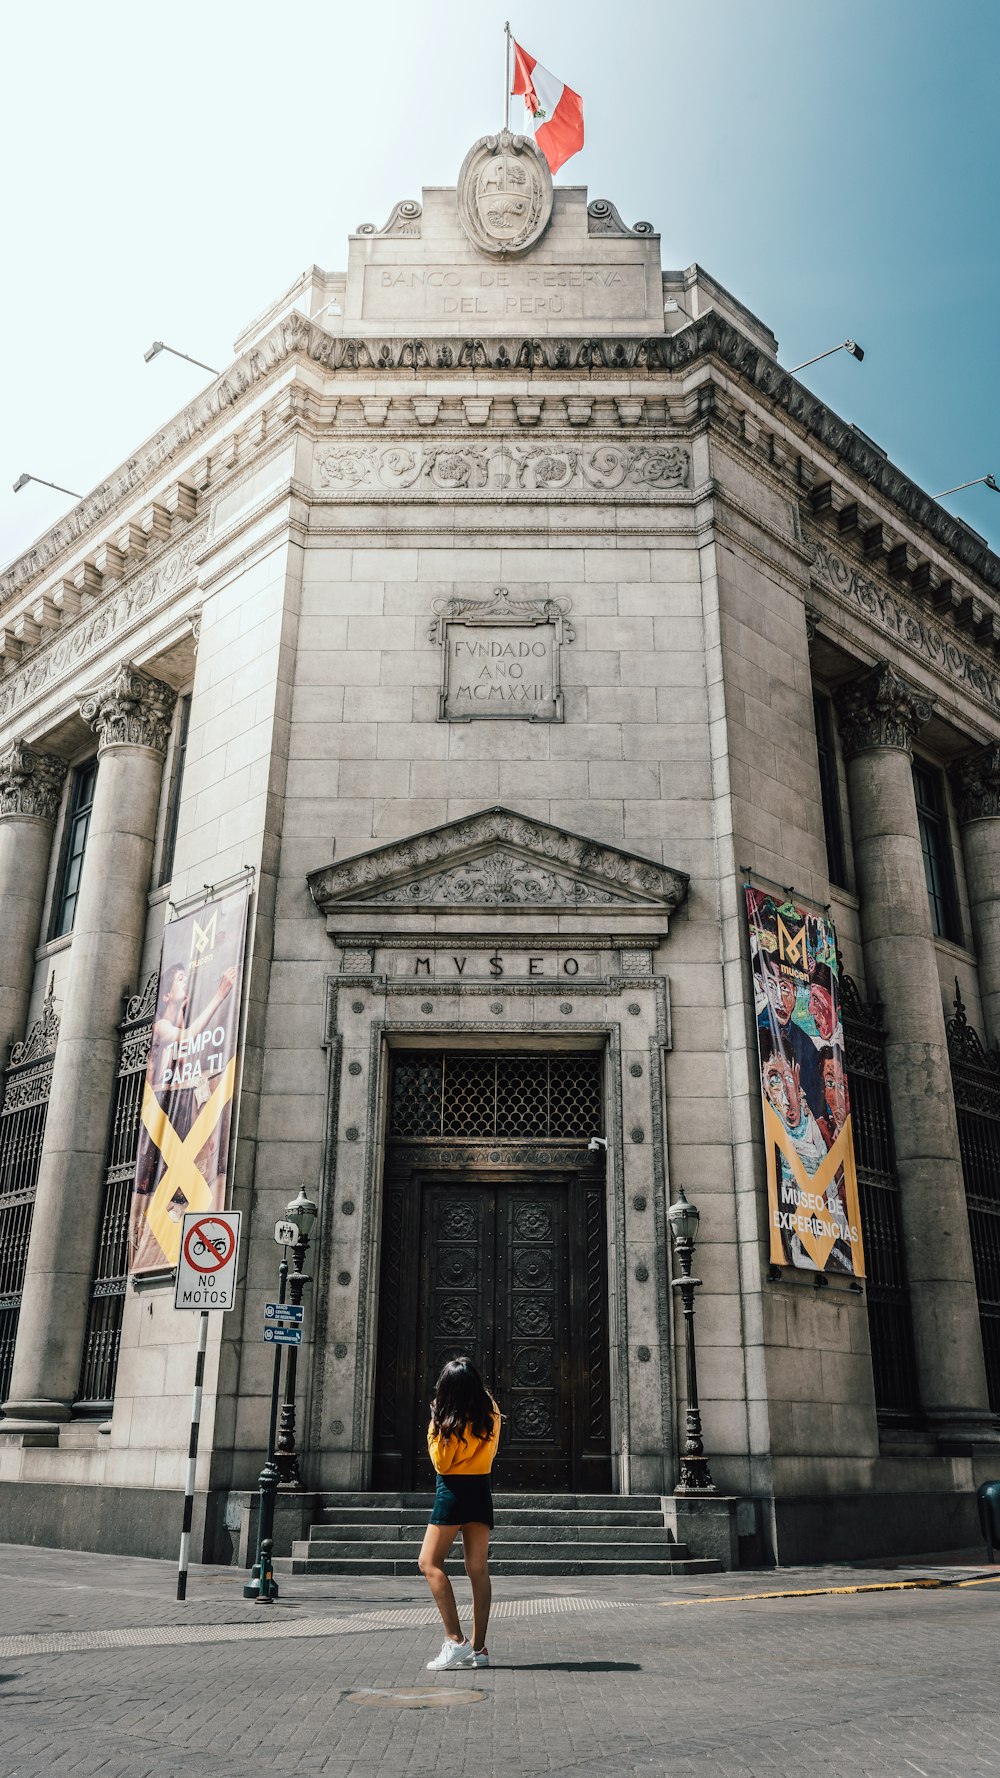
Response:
[347,1686,486,1709]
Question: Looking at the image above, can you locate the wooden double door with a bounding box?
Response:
[373,1159,612,1491]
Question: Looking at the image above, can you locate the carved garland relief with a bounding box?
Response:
[314,441,690,496]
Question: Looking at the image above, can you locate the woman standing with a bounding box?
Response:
[418,1357,500,1670]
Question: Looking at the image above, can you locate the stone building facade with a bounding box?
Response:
[1,133,999,1565]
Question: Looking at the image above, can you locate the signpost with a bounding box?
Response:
[263,1325,302,1346]
[173,1210,242,1600]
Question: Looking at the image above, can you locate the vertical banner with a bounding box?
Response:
[130,882,250,1275]
[745,885,866,1278]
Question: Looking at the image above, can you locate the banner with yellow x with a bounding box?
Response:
[129,883,249,1275]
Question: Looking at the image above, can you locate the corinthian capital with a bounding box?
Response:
[80,662,176,758]
[951,742,1000,824]
[0,741,67,822]
[834,663,933,761]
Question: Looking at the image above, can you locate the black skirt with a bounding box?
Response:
[430,1473,494,1528]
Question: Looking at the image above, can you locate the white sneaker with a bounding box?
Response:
[471,1646,489,1668]
[426,1637,474,1670]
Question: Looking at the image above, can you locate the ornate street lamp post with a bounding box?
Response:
[666,1187,717,1495]
[274,1186,319,1490]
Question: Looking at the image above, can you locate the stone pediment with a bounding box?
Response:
[307,807,688,918]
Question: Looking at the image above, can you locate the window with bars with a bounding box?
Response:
[945,983,1000,1414]
[52,756,98,939]
[813,692,848,890]
[912,760,962,945]
[389,1051,604,1142]
[841,969,920,1420]
[0,992,59,1410]
[77,973,158,1410]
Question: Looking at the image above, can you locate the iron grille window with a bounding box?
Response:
[946,984,1000,1414]
[814,692,848,889]
[0,989,59,1410]
[158,695,191,887]
[912,760,962,945]
[841,969,920,1419]
[77,973,158,1409]
[389,1051,603,1141]
[53,756,98,939]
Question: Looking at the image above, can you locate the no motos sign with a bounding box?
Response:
[174,1211,242,1311]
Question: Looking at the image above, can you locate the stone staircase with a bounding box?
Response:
[285,1493,724,1577]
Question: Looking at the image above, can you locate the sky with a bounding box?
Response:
[2,0,998,572]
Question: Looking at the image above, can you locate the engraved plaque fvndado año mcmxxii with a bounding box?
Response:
[430,587,574,722]
[456,129,553,259]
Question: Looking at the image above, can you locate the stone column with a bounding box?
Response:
[951,743,1000,1048]
[0,743,66,1054]
[835,663,992,1439]
[3,663,175,1423]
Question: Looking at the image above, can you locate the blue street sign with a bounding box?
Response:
[264,1302,303,1324]
[263,1325,302,1346]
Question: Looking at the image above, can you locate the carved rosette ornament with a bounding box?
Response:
[834,663,933,760]
[456,129,553,257]
[0,741,67,822]
[80,661,176,757]
[951,741,1000,824]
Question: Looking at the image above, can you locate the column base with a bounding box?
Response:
[1,1398,72,1426]
[925,1406,1000,1450]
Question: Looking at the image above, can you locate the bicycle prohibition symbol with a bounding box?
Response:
[182,1215,236,1273]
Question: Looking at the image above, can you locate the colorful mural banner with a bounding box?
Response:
[129,883,250,1275]
[745,885,866,1279]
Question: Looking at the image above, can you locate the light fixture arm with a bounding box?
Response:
[144,341,220,376]
[13,473,82,500]
[934,474,999,499]
[789,339,864,374]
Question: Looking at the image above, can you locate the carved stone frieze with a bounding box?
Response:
[586,200,655,238]
[308,805,689,913]
[0,742,66,822]
[5,309,1000,610]
[0,531,203,727]
[951,742,1000,823]
[811,541,1000,719]
[834,662,933,759]
[80,662,177,758]
[428,586,574,645]
[456,130,552,258]
[314,439,690,497]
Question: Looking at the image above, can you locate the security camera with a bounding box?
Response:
[587,1136,608,1153]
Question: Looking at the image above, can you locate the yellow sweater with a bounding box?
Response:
[427,1403,501,1476]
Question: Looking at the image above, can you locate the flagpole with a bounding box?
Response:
[504,20,511,130]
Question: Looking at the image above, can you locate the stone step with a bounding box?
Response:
[314,1507,667,1529]
[313,1493,664,1512]
[296,1539,696,1563]
[284,1555,722,1577]
[308,1524,682,1546]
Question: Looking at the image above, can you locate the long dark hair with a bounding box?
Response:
[430,1357,494,1444]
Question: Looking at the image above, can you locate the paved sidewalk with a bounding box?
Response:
[1,1544,998,1778]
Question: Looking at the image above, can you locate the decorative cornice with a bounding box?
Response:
[308,805,689,914]
[834,662,934,759]
[0,742,66,822]
[80,662,176,757]
[586,200,656,238]
[4,309,999,608]
[810,541,1000,718]
[951,742,1000,823]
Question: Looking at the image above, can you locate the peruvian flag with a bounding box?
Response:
[511,40,584,174]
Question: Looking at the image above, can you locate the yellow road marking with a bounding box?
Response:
[657,1577,987,1607]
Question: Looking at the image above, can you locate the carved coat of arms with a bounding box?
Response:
[457,129,553,258]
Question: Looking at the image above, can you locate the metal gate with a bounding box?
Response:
[946,982,1000,1414]
[0,984,59,1409]
[373,1050,611,1492]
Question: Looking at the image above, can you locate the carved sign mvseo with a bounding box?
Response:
[430,586,573,722]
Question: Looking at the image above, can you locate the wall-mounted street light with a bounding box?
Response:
[13,472,82,500]
[789,339,865,374]
[144,340,220,376]
[934,474,999,500]
[666,1187,717,1496]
